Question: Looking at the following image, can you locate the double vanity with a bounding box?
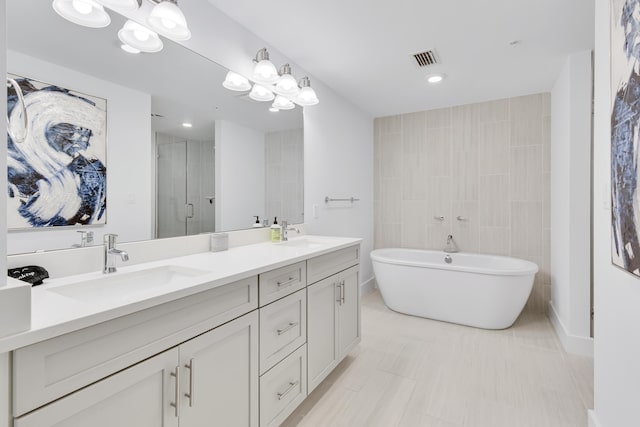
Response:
[0,235,362,427]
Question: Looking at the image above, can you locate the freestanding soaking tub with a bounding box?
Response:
[370,248,538,329]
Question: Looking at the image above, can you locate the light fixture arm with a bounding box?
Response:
[254,48,270,63]
[298,76,311,88]
[279,63,293,76]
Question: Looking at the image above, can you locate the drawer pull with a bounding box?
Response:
[184,359,195,407]
[277,277,297,288]
[277,322,299,335]
[170,366,180,417]
[277,380,299,401]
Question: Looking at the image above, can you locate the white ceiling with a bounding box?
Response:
[208,0,595,117]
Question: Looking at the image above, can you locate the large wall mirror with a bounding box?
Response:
[6,0,304,254]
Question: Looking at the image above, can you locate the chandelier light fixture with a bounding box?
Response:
[252,48,279,84]
[52,0,191,52]
[296,77,319,106]
[249,84,275,102]
[52,0,111,28]
[147,0,191,41]
[223,48,320,111]
[118,20,163,53]
[222,71,252,92]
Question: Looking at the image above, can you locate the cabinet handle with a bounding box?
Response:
[277,321,299,335]
[186,203,195,219]
[277,381,299,401]
[335,282,342,305]
[340,280,345,305]
[276,277,296,288]
[184,359,195,407]
[170,366,180,418]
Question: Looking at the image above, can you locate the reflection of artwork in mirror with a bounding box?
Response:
[7,74,107,230]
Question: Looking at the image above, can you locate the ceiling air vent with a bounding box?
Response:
[412,50,440,67]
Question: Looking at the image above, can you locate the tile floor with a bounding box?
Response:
[282,290,593,427]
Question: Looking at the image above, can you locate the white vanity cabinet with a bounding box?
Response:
[14,311,259,427]
[307,265,360,393]
[7,239,362,427]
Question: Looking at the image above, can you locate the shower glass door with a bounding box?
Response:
[156,133,215,238]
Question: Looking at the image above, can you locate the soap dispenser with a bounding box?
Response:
[252,215,263,228]
[270,217,282,242]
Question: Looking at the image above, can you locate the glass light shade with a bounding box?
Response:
[99,0,139,11]
[118,20,163,53]
[252,60,279,84]
[147,1,191,41]
[276,74,300,96]
[272,95,295,110]
[222,71,251,91]
[249,85,275,102]
[296,86,319,106]
[121,43,141,54]
[52,0,111,28]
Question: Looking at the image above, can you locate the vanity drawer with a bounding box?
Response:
[259,289,306,374]
[307,244,360,284]
[259,344,307,427]
[259,261,306,306]
[13,276,258,417]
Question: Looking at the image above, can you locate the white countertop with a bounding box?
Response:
[0,235,361,353]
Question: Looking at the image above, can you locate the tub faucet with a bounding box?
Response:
[444,234,458,253]
[103,234,129,274]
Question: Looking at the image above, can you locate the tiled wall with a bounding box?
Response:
[374,94,551,313]
[265,128,304,224]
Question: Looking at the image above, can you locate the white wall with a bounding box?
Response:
[215,120,265,231]
[6,51,152,254]
[265,128,304,225]
[592,0,640,425]
[549,50,593,355]
[304,88,375,286]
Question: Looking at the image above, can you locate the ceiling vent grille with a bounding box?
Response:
[412,50,440,67]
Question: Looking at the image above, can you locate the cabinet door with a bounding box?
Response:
[337,265,361,359]
[307,275,338,393]
[178,311,259,427]
[14,349,179,427]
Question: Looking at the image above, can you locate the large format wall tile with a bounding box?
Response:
[374,93,550,312]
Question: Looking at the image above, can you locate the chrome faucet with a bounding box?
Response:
[103,234,129,274]
[444,234,458,253]
[72,230,94,248]
[280,220,300,242]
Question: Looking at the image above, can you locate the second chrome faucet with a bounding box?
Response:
[103,234,129,274]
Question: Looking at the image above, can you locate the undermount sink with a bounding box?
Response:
[46,265,210,305]
[278,236,337,249]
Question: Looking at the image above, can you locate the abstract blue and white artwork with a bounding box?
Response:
[6,75,107,230]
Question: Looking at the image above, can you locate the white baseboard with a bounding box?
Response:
[360,276,376,296]
[588,410,602,427]
[548,301,594,357]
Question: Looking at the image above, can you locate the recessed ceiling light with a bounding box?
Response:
[182,122,193,128]
[120,43,141,54]
[426,74,445,84]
